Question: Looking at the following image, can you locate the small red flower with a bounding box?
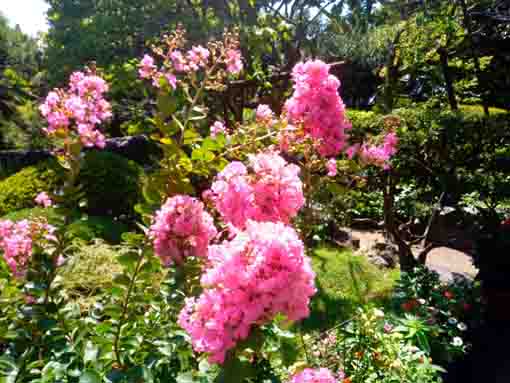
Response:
[401,299,418,312]
[501,218,510,227]
[444,291,454,300]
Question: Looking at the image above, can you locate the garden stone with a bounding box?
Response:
[366,241,399,268]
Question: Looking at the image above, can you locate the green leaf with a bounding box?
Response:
[84,341,99,365]
[157,94,177,119]
[176,372,195,383]
[79,370,101,383]
[113,274,131,286]
[183,128,201,145]
[216,356,255,383]
[117,252,140,269]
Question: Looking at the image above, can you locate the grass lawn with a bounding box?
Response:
[303,246,400,332]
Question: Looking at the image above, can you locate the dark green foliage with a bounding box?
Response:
[347,105,510,221]
[0,151,142,217]
[66,216,129,244]
[79,151,142,216]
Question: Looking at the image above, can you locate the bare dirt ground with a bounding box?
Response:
[348,228,478,279]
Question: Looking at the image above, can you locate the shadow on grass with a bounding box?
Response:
[301,246,399,332]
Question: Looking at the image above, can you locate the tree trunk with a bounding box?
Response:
[383,29,404,113]
[439,47,458,111]
[383,172,418,271]
[459,0,489,117]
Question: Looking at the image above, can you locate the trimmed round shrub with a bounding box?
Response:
[0,160,62,216]
[79,151,141,216]
[0,150,142,216]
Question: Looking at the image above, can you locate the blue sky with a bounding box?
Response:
[1,0,49,37]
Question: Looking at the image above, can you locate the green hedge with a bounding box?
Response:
[0,150,142,217]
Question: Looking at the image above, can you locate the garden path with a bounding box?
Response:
[349,229,478,280]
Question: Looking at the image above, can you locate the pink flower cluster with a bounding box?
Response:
[0,219,57,278]
[288,368,337,383]
[226,49,243,74]
[35,192,53,208]
[210,121,226,137]
[138,46,242,88]
[284,60,352,157]
[149,195,217,266]
[326,159,337,177]
[359,132,399,169]
[207,151,304,229]
[39,71,111,149]
[256,104,274,125]
[178,220,316,363]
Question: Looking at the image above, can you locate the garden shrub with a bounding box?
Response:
[311,307,444,383]
[59,241,124,309]
[79,150,142,216]
[65,216,129,244]
[0,158,62,216]
[392,266,483,364]
[0,207,63,225]
[344,105,510,222]
[1,208,128,243]
[0,150,142,217]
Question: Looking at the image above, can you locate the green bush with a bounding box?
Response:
[346,105,510,220]
[0,207,63,225]
[66,216,128,243]
[0,151,142,217]
[1,208,128,244]
[0,159,62,216]
[79,150,142,216]
[59,241,124,309]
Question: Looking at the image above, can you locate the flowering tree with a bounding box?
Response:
[0,26,398,383]
[134,28,399,378]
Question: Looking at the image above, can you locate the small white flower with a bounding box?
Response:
[457,323,468,331]
[448,317,458,325]
[373,308,385,318]
[418,298,426,305]
[452,337,463,347]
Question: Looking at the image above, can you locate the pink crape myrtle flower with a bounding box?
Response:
[170,50,189,72]
[326,158,337,177]
[178,220,316,364]
[186,45,210,70]
[35,192,53,208]
[208,151,304,229]
[139,54,157,79]
[346,144,360,159]
[256,104,274,124]
[225,49,243,74]
[39,71,111,149]
[149,195,217,266]
[209,161,253,229]
[359,132,399,169]
[284,60,351,157]
[210,121,226,137]
[288,368,337,383]
[247,151,305,224]
[0,219,57,278]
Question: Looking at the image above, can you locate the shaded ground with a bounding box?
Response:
[348,228,478,279]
